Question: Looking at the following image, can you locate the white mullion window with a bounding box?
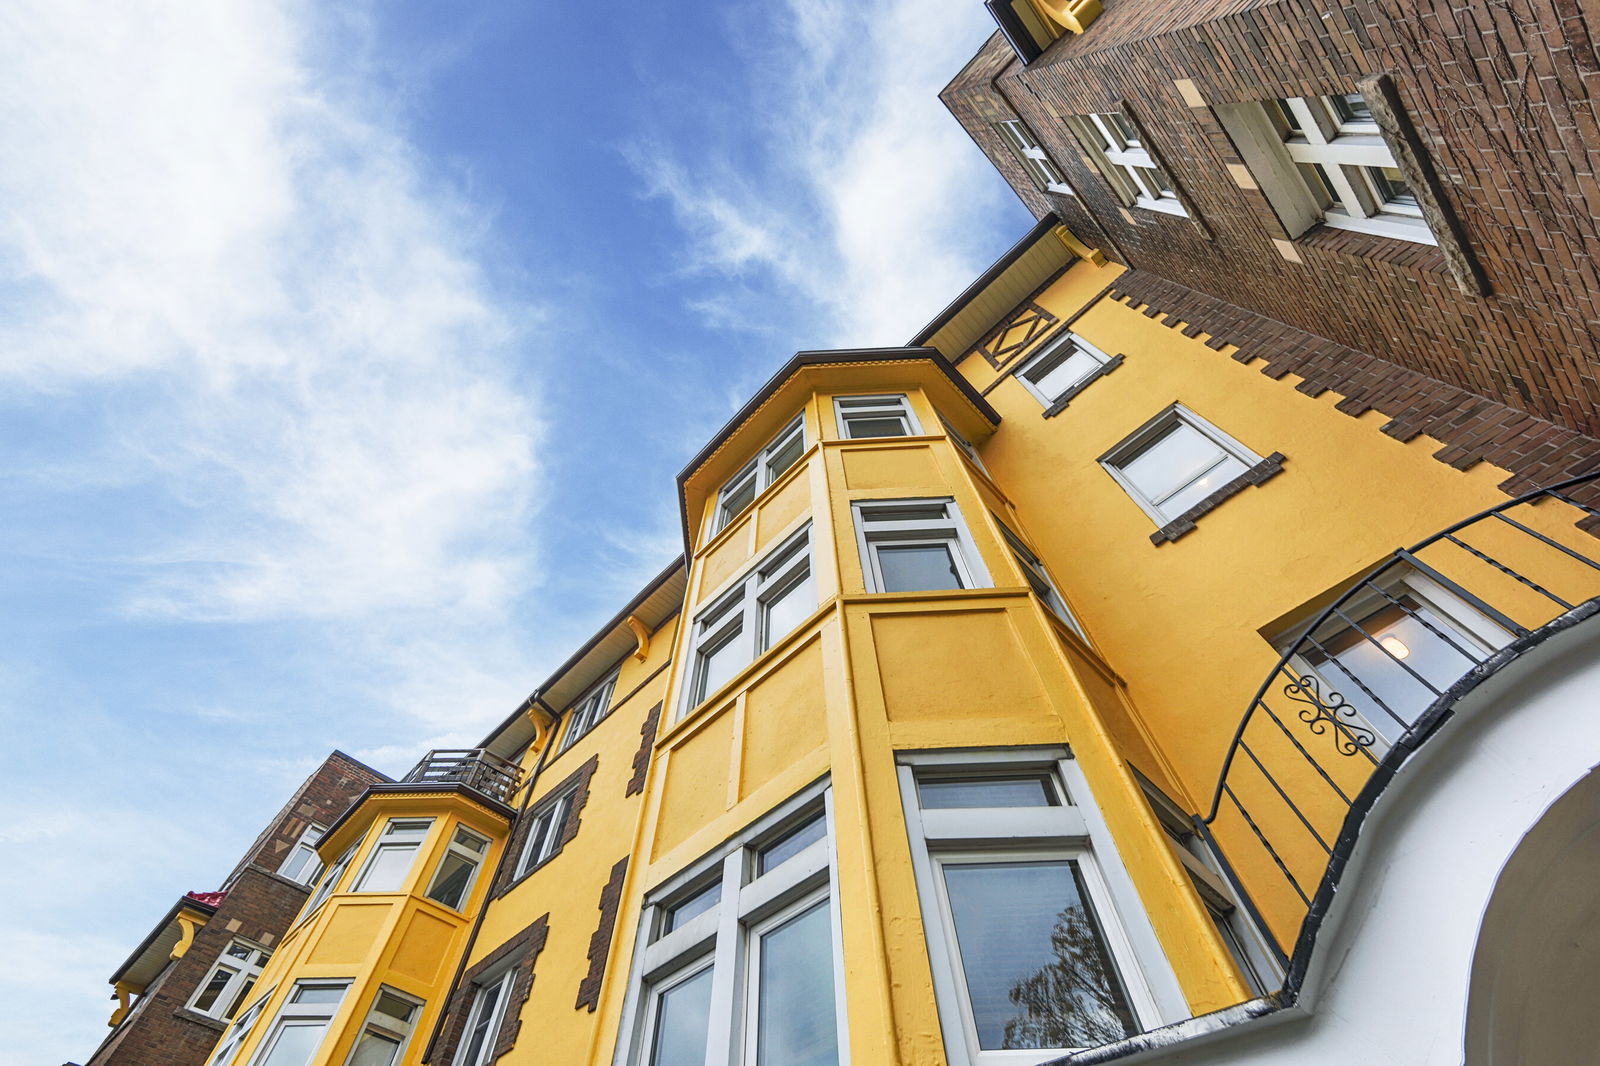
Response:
[248,980,351,1066]
[189,940,273,1021]
[995,520,1088,642]
[278,823,327,886]
[714,415,807,535]
[1101,405,1262,526]
[620,787,846,1066]
[515,786,576,876]
[452,967,516,1066]
[301,841,357,918]
[1014,333,1112,408]
[994,119,1073,194]
[425,826,492,911]
[210,987,276,1066]
[345,988,423,1066]
[1077,113,1186,216]
[898,751,1185,1065]
[560,670,619,753]
[685,526,815,712]
[834,394,920,439]
[854,499,989,594]
[352,819,434,893]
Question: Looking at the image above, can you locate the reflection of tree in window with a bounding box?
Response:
[1002,899,1139,1050]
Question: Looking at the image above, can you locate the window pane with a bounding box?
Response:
[756,902,840,1066]
[720,478,758,523]
[762,569,815,648]
[696,625,745,701]
[426,851,477,910]
[259,1021,329,1066]
[1156,453,1248,517]
[224,978,256,1020]
[192,966,236,1013]
[663,882,722,934]
[1120,423,1228,503]
[649,967,715,1066]
[843,416,909,439]
[460,982,504,1066]
[374,992,417,1023]
[766,431,805,481]
[1027,348,1101,400]
[349,1031,402,1066]
[384,821,432,842]
[876,543,962,593]
[453,828,490,854]
[356,844,419,892]
[942,860,1138,1050]
[757,815,827,875]
[918,775,1058,809]
[292,984,347,1004]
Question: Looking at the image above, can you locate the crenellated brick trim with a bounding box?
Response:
[493,755,599,897]
[626,703,662,798]
[432,915,549,1066]
[1104,272,1600,524]
[1151,452,1288,544]
[575,857,630,1012]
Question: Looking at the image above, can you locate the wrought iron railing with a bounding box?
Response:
[1194,472,1600,974]
[402,748,523,805]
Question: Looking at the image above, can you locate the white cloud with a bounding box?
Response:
[628,0,1015,346]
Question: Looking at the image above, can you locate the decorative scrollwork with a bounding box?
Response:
[1281,672,1376,755]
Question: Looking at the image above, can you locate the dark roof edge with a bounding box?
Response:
[328,748,395,784]
[107,895,219,986]
[321,781,517,843]
[907,214,1062,348]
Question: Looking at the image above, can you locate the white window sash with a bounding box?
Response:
[1015,334,1111,407]
[833,394,921,439]
[1101,405,1263,526]
[188,941,271,1020]
[853,500,990,594]
[453,969,515,1066]
[711,415,807,537]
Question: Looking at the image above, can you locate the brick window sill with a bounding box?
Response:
[1150,452,1287,544]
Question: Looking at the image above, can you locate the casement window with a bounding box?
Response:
[1101,405,1262,525]
[835,394,920,439]
[685,527,815,710]
[1068,113,1186,216]
[249,980,351,1066]
[211,988,275,1066]
[854,499,989,594]
[1015,333,1112,408]
[452,967,516,1066]
[995,520,1088,641]
[939,415,987,472]
[278,823,327,886]
[713,415,807,534]
[425,826,492,911]
[352,819,434,893]
[994,119,1073,194]
[514,786,576,877]
[345,988,423,1066]
[302,841,356,917]
[559,670,619,753]
[898,750,1182,1064]
[618,788,845,1066]
[188,940,273,1021]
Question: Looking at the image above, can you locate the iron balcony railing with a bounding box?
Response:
[1194,472,1600,975]
[402,748,523,805]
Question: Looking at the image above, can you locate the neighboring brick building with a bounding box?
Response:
[84,751,388,1066]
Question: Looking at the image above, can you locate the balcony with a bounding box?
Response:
[1195,473,1600,986]
[402,748,523,806]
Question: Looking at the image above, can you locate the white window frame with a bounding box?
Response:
[853,498,990,594]
[451,966,516,1066]
[559,669,619,753]
[897,749,1186,1066]
[994,119,1074,194]
[187,939,272,1022]
[210,987,276,1066]
[351,818,435,894]
[278,823,327,886]
[683,525,815,715]
[712,414,807,535]
[1070,113,1187,216]
[301,841,356,918]
[1100,404,1263,526]
[615,784,850,1066]
[1014,332,1112,409]
[425,825,492,911]
[514,785,577,877]
[343,987,424,1066]
[834,394,921,439]
[247,979,351,1066]
[938,414,988,473]
[994,519,1088,642]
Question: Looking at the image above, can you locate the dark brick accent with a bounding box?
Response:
[575,857,631,1012]
[1151,452,1289,544]
[626,703,662,798]
[1043,353,1126,417]
[493,755,600,897]
[431,915,550,1066]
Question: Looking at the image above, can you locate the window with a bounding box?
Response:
[939,414,988,473]
[1102,405,1262,526]
[514,786,575,877]
[352,819,434,893]
[1069,112,1186,216]
[898,751,1180,1064]
[302,841,356,917]
[835,394,920,439]
[251,980,351,1066]
[211,988,274,1066]
[345,988,422,1066]
[559,670,618,753]
[994,119,1073,193]
[278,823,327,886]
[854,499,988,594]
[713,415,807,534]
[619,790,844,1066]
[685,526,815,710]
[425,826,492,911]
[1015,333,1112,408]
[995,520,1088,641]
[452,968,515,1066]
[188,940,272,1021]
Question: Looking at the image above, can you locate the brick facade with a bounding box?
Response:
[626,702,662,798]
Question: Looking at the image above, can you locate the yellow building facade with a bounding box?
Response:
[184,217,1600,1066]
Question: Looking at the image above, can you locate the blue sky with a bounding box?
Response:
[0,1,1028,1059]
